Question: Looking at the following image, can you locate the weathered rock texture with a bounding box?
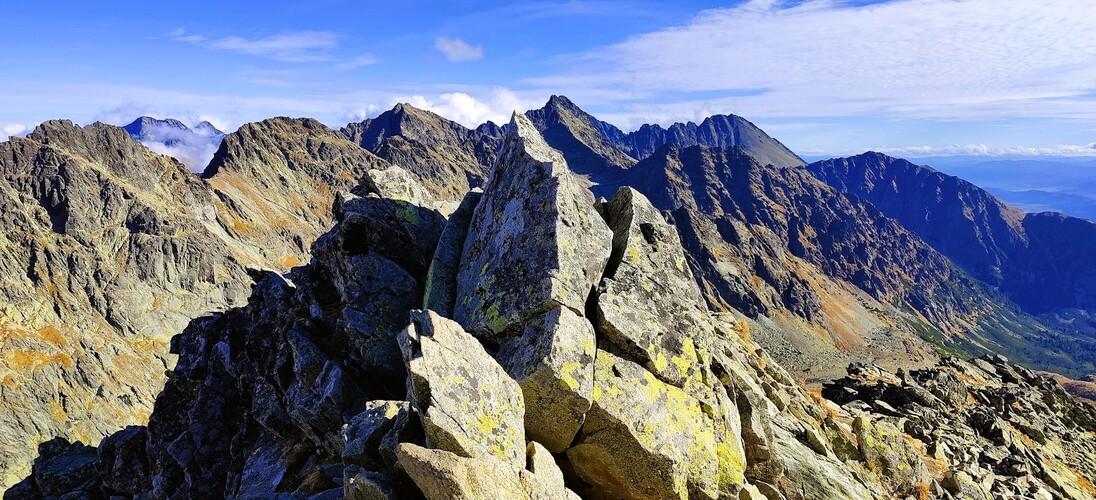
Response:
[824,355,1096,499]
[453,113,612,339]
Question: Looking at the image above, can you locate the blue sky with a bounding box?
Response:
[2,0,1096,157]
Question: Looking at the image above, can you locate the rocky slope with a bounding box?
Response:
[199,117,395,269]
[823,355,1096,499]
[0,121,252,487]
[14,113,1096,499]
[808,153,1096,372]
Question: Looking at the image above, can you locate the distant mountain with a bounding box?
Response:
[625,114,805,168]
[524,95,638,180]
[987,188,1096,221]
[122,116,225,171]
[341,103,503,201]
[807,153,1096,317]
[523,95,804,192]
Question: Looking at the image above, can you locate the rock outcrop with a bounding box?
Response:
[824,355,1096,499]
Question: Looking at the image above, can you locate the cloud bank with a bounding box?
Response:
[528,0,1096,122]
[1,123,28,141]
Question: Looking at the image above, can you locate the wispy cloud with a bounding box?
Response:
[338,54,379,71]
[806,143,1096,158]
[173,29,341,62]
[527,0,1096,122]
[434,36,484,62]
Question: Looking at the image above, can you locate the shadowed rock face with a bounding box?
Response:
[809,153,1096,370]
[810,153,1096,315]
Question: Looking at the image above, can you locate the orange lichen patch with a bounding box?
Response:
[3,350,74,371]
[949,366,989,387]
[281,254,302,268]
[37,325,67,345]
[904,434,947,478]
[736,320,752,343]
[1003,421,1037,449]
[47,402,67,421]
[1,374,18,388]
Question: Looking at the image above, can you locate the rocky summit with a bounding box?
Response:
[5,96,1096,499]
[10,111,1096,500]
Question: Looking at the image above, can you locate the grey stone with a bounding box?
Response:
[497,306,596,452]
[398,310,526,467]
[453,113,612,339]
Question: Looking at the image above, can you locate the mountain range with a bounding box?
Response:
[1,96,1095,498]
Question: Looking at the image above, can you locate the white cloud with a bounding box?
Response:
[343,104,383,123]
[434,36,484,62]
[805,143,1096,158]
[173,29,341,62]
[338,54,380,71]
[1,123,28,140]
[140,133,221,173]
[392,88,537,127]
[527,0,1096,122]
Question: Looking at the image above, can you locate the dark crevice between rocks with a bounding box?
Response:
[599,188,630,281]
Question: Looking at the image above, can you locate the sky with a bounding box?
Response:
[2,0,1096,158]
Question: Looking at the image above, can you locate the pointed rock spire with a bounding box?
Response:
[452,112,613,340]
